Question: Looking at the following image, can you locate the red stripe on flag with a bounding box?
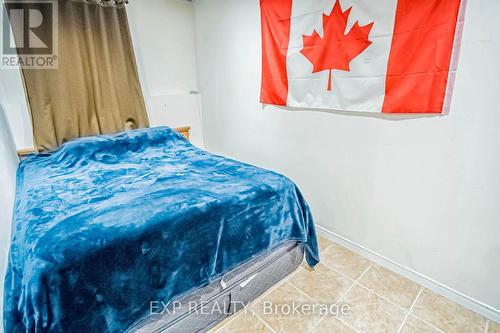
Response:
[382,0,462,113]
[260,0,293,106]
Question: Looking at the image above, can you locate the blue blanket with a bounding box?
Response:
[3,127,319,332]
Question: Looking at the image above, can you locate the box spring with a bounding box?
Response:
[128,241,304,333]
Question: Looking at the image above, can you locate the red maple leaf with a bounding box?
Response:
[300,1,374,91]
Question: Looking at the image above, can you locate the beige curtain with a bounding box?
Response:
[20,0,149,151]
[72,0,128,9]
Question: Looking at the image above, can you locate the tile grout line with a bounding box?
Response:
[325,264,374,333]
[212,307,278,333]
[348,269,445,332]
[409,314,447,333]
[224,259,313,333]
[336,263,373,306]
[217,241,448,333]
[287,280,321,305]
[213,294,280,333]
[396,287,423,333]
[317,228,500,323]
[319,243,333,254]
[287,272,364,332]
[292,244,362,333]
[219,243,413,333]
[350,275,446,333]
[320,259,411,314]
[337,317,361,333]
[319,242,441,331]
[321,239,486,333]
[254,281,320,333]
[216,243,352,333]
[213,261,306,333]
[319,260,356,282]
[354,282,410,314]
[217,296,282,333]
[319,240,489,333]
[392,289,447,333]
[310,312,360,333]
[285,265,308,282]
[249,308,278,333]
[305,264,373,333]
[318,255,443,332]
[211,310,243,333]
[319,251,429,317]
[305,243,360,333]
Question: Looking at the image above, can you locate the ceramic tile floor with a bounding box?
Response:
[208,235,499,333]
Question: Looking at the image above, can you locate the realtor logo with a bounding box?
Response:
[1,0,58,69]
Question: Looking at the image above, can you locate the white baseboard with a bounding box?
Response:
[316,225,500,324]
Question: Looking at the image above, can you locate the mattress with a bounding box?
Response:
[4,127,319,332]
[128,241,304,333]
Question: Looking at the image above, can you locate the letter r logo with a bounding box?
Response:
[2,1,56,55]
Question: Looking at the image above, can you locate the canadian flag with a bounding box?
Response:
[260,0,466,113]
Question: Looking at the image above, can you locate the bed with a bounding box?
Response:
[3,127,319,332]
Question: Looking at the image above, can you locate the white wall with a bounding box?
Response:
[0,107,18,333]
[0,0,33,151]
[0,67,33,151]
[127,0,204,147]
[194,0,500,316]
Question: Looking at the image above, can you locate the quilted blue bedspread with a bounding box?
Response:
[3,127,319,333]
